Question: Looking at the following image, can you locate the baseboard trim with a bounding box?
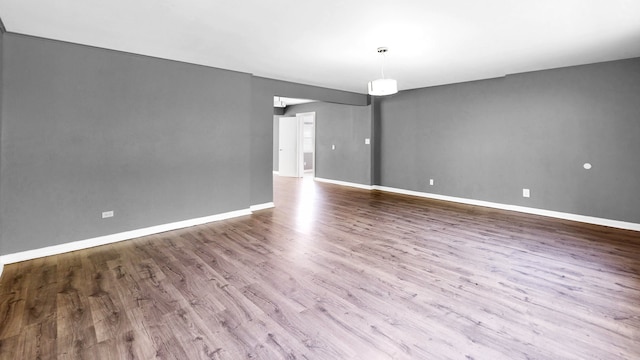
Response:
[314,177,373,190]
[0,208,253,265]
[3,180,637,267]
[373,185,640,232]
[250,202,275,212]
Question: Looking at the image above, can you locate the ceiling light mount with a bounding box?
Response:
[368,47,398,96]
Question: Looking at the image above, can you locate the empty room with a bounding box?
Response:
[0,1,639,359]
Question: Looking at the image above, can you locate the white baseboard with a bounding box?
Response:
[314,177,373,190]
[373,185,640,232]
[0,207,257,265]
[250,202,275,212]
[2,180,637,269]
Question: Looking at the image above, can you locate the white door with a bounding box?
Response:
[278,116,302,177]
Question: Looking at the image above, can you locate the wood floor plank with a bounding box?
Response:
[20,319,57,360]
[23,260,58,328]
[0,262,30,340]
[1,175,640,359]
[55,251,98,359]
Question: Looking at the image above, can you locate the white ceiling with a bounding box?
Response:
[1,0,639,94]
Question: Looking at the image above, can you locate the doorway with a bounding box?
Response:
[299,112,316,177]
[277,112,316,178]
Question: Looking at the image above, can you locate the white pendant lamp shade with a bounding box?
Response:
[368,47,398,96]
[368,78,398,96]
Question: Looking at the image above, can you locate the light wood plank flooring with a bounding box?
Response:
[1,175,640,359]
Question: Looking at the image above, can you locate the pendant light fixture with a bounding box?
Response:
[368,47,398,96]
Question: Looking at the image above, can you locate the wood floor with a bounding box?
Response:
[1,176,639,359]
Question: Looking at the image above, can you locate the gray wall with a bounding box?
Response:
[283,102,372,185]
[0,34,368,256]
[0,31,4,256]
[378,58,640,223]
[0,33,253,254]
[1,31,638,257]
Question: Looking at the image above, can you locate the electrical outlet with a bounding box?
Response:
[429,179,434,186]
[522,189,530,198]
[102,210,114,218]
[365,138,370,145]
[332,144,335,150]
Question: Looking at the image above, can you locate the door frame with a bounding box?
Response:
[297,112,316,178]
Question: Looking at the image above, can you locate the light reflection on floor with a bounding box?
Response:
[295,173,316,233]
